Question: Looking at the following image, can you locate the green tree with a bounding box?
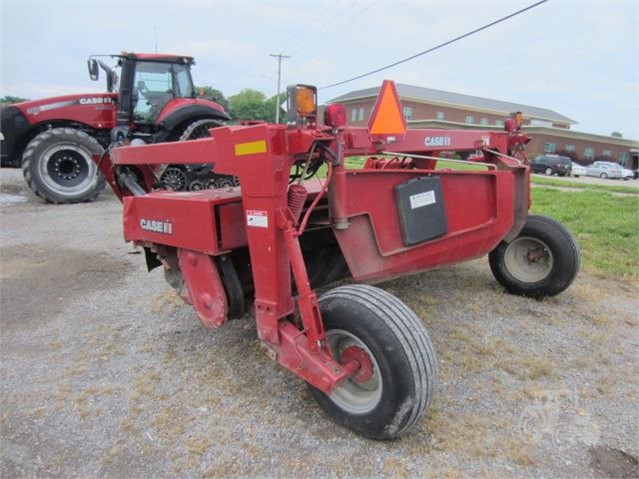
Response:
[0,96,28,108]
[264,92,287,124]
[196,86,229,111]
[611,131,623,138]
[229,88,270,121]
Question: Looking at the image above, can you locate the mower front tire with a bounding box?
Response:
[309,285,437,440]
[22,128,105,204]
[489,215,580,298]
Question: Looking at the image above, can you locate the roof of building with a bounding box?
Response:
[407,119,639,146]
[328,83,577,125]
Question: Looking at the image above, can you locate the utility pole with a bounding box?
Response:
[269,53,290,124]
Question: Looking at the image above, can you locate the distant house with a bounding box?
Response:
[328,84,639,167]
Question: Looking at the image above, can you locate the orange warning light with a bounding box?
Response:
[367,80,407,137]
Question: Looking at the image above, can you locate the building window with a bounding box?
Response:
[465,115,474,124]
[602,149,611,157]
[480,118,488,126]
[584,147,595,159]
[620,152,629,165]
[403,106,413,120]
[495,120,504,127]
[436,111,445,120]
[351,108,357,122]
[544,142,556,153]
[358,108,364,121]
[565,144,576,152]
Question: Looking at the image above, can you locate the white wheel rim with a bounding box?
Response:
[504,236,554,283]
[326,329,382,414]
[39,144,97,196]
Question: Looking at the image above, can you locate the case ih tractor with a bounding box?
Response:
[0,52,234,203]
[84,81,580,439]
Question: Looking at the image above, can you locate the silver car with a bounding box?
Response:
[571,162,587,177]
[585,161,623,179]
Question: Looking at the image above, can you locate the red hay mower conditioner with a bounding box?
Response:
[94,81,580,439]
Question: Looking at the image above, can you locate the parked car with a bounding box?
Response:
[585,161,623,179]
[530,155,572,176]
[620,167,634,180]
[571,162,587,177]
[595,161,631,180]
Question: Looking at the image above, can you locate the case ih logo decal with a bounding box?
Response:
[140,218,173,235]
[79,97,113,105]
[26,97,112,115]
[424,136,452,147]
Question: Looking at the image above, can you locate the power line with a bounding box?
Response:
[284,0,381,59]
[234,0,340,87]
[319,0,549,90]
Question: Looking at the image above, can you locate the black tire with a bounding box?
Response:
[600,173,608,179]
[308,285,437,440]
[178,118,221,141]
[22,128,105,204]
[544,167,553,176]
[489,215,580,298]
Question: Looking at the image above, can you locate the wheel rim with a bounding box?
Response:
[160,168,188,191]
[218,177,235,188]
[504,236,554,283]
[545,168,553,175]
[325,329,382,414]
[40,144,97,195]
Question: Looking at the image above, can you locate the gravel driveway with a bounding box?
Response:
[1,168,637,478]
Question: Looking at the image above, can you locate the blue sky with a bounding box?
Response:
[1,0,637,139]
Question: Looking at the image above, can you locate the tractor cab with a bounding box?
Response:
[88,53,203,135]
[130,59,195,122]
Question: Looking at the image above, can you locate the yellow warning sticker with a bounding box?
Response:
[234,140,267,156]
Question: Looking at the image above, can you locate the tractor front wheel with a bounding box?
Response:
[489,215,580,298]
[22,128,105,204]
[308,285,437,440]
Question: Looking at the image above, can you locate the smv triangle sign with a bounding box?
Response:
[367,80,407,137]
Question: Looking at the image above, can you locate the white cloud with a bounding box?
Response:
[1,0,637,139]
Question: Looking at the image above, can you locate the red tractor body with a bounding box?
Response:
[0,52,231,203]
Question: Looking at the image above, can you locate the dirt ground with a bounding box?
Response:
[1,168,638,479]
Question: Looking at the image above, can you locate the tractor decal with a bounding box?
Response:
[79,97,113,105]
[27,99,78,116]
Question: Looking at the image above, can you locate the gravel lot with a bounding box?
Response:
[1,168,638,478]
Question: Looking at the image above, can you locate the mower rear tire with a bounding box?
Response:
[308,285,437,440]
[489,215,580,298]
[22,128,105,204]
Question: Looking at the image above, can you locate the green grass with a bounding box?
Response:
[531,176,639,195]
[531,188,639,280]
[343,155,487,171]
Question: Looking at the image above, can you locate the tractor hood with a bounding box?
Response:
[13,93,119,125]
